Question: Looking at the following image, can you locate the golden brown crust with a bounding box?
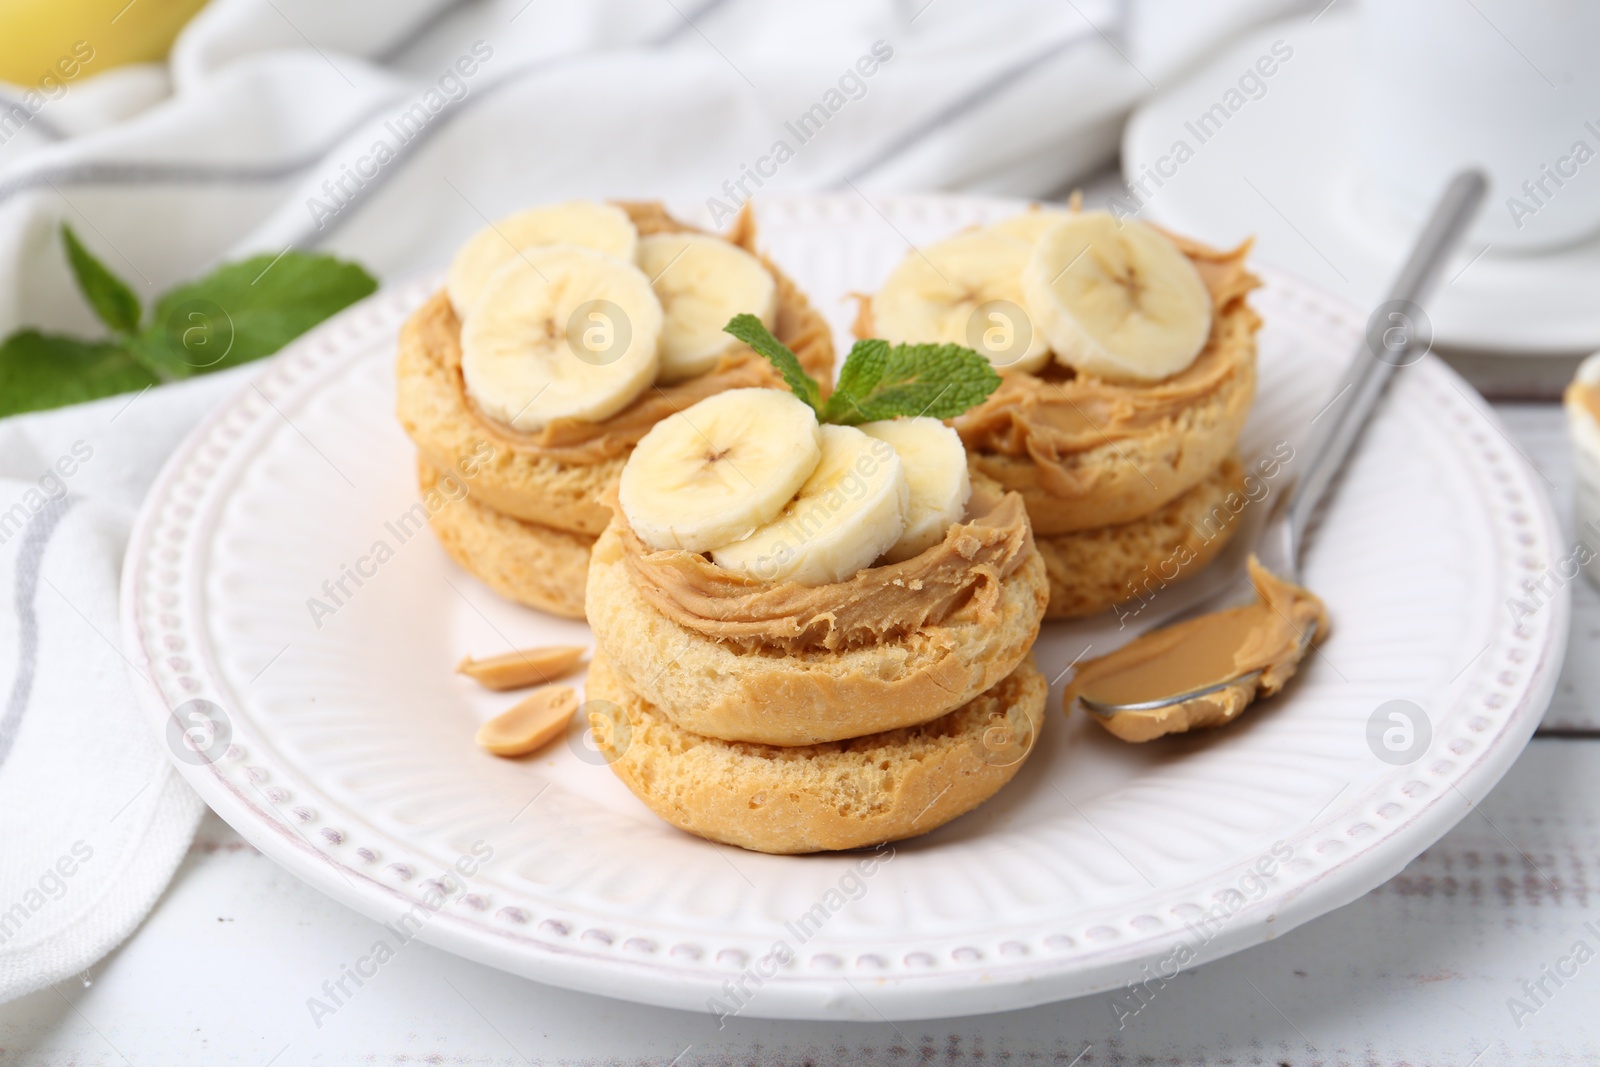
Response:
[1036,455,1247,619]
[396,202,835,536]
[419,459,593,619]
[586,653,1047,854]
[585,519,1049,746]
[962,303,1257,535]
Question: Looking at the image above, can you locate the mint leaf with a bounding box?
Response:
[61,225,141,335]
[821,340,1000,424]
[133,251,377,378]
[0,247,378,419]
[0,330,157,418]
[723,315,1001,425]
[723,313,822,414]
[823,338,891,419]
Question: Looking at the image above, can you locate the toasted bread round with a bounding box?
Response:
[585,521,1049,746]
[1038,455,1247,619]
[963,299,1258,536]
[854,231,1259,537]
[396,202,835,537]
[419,459,593,619]
[585,653,1046,854]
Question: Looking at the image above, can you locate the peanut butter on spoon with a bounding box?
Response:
[1066,559,1327,743]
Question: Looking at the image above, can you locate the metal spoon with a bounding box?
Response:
[1078,169,1488,719]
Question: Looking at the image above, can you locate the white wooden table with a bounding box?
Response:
[3,401,1597,1066]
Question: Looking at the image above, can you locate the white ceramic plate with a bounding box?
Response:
[122,192,1566,1021]
[1121,11,1600,355]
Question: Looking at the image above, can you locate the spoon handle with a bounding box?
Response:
[1279,169,1488,563]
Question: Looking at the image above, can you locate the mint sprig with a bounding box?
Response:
[725,316,1000,426]
[0,331,158,413]
[822,339,1001,424]
[0,225,377,419]
[724,313,822,412]
[63,225,141,335]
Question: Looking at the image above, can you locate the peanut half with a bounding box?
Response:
[456,645,585,691]
[475,685,578,757]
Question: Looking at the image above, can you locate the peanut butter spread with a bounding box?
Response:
[951,233,1261,499]
[615,483,1034,653]
[421,201,832,467]
[429,302,789,464]
[1066,557,1327,743]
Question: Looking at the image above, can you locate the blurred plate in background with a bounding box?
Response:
[1122,10,1600,361]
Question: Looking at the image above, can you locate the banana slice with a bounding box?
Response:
[990,208,1072,244]
[636,232,777,384]
[872,228,1051,373]
[712,424,909,585]
[858,416,971,563]
[1022,212,1212,384]
[448,200,638,316]
[459,244,662,431]
[619,388,822,553]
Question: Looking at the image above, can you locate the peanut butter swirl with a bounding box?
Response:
[615,484,1034,653]
[949,233,1261,498]
[444,319,790,464]
[424,201,833,467]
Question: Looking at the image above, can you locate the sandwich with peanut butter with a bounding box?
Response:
[584,318,1048,854]
[855,204,1261,619]
[395,200,833,618]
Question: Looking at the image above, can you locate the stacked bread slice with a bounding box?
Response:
[583,388,1051,854]
[395,201,834,618]
[859,207,1264,620]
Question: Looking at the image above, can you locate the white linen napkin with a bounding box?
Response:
[0,0,1300,1004]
